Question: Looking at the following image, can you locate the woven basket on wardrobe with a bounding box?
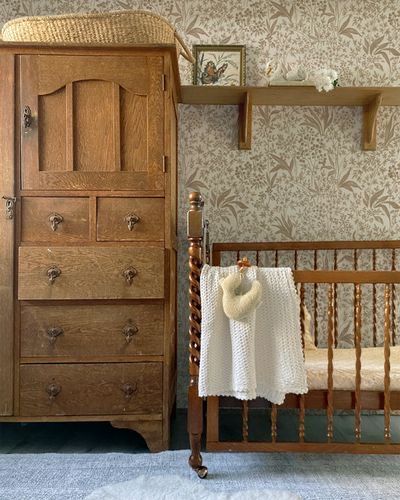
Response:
[1,9,195,63]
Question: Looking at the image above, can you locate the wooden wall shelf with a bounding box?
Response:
[180,86,400,151]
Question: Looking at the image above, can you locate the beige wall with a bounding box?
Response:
[2,1,399,406]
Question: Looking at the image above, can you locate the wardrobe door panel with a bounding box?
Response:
[20,55,165,191]
[73,80,115,172]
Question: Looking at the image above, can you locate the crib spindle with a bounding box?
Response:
[391,249,396,346]
[333,249,338,348]
[354,283,362,443]
[299,283,306,443]
[271,404,277,443]
[353,250,359,348]
[327,283,335,443]
[242,400,249,442]
[314,250,319,347]
[384,284,392,443]
[298,395,305,443]
[372,249,377,347]
[300,283,306,352]
[256,250,260,266]
[294,250,298,270]
[275,250,279,267]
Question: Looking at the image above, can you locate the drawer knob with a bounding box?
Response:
[122,323,139,343]
[123,267,137,285]
[121,382,137,400]
[47,326,64,344]
[124,213,140,231]
[46,383,61,400]
[47,266,62,284]
[49,213,64,232]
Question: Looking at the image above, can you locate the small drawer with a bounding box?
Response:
[18,246,164,300]
[97,197,164,241]
[21,197,89,243]
[19,363,163,416]
[21,304,164,358]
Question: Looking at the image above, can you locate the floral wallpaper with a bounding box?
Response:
[2,0,400,406]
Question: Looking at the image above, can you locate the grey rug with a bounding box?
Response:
[84,474,300,499]
[0,450,398,500]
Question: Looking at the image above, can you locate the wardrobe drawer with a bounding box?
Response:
[18,247,164,300]
[21,197,89,243]
[19,363,163,416]
[21,304,164,358]
[97,198,164,241]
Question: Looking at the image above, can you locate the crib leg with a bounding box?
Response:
[188,382,208,479]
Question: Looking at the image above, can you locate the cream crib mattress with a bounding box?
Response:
[305,346,400,391]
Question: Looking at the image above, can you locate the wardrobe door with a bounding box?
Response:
[20,55,164,191]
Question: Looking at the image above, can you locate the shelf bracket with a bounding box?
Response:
[363,94,382,151]
[238,92,252,150]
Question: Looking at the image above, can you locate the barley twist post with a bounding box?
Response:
[187,192,208,479]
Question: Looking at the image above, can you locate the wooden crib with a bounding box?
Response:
[187,191,400,478]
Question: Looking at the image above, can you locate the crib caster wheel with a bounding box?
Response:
[196,466,208,479]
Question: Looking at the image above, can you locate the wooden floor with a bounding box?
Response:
[0,411,398,453]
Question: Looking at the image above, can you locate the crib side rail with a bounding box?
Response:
[213,240,400,252]
[294,270,400,284]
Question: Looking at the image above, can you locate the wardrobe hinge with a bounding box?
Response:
[161,74,167,91]
[2,196,16,219]
[162,155,168,173]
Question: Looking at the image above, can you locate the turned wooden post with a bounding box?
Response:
[383,284,391,442]
[187,191,208,478]
[354,284,362,443]
[298,283,306,443]
[327,283,335,443]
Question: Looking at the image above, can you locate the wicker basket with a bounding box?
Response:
[1,10,194,63]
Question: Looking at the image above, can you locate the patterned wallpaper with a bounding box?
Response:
[1,1,400,406]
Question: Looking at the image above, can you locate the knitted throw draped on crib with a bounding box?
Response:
[199,265,308,404]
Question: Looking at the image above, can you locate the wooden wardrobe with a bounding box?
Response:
[0,43,179,451]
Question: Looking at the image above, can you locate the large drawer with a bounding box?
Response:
[21,304,164,358]
[18,246,164,300]
[20,363,163,416]
[97,198,164,242]
[21,197,89,243]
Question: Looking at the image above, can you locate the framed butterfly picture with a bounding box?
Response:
[193,45,246,86]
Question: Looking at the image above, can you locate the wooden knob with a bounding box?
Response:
[189,191,203,209]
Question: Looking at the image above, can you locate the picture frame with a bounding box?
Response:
[193,45,246,86]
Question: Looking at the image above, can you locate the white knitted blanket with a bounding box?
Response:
[198,265,308,403]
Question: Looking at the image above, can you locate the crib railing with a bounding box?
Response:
[187,192,400,478]
[212,241,398,348]
[205,271,400,454]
